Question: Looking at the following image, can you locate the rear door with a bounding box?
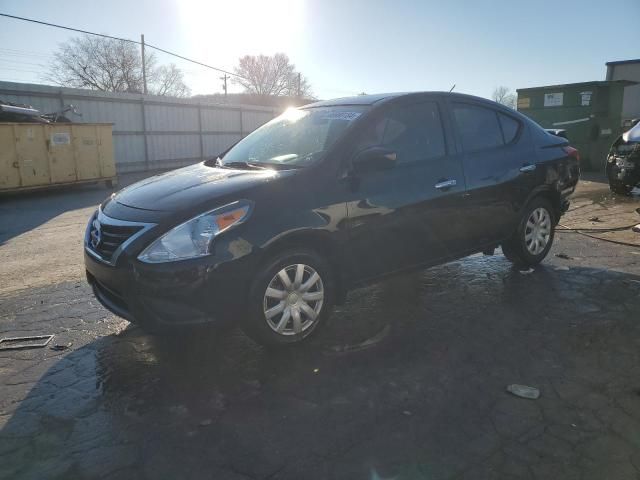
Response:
[448,101,532,246]
[342,98,468,282]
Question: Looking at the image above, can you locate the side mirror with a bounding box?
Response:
[352,147,397,173]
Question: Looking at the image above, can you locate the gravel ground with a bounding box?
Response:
[1,173,639,480]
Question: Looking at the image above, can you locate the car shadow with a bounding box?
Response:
[2,257,640,479]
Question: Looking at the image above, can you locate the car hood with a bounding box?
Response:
[112,163,291,212]
[623,122,640,143]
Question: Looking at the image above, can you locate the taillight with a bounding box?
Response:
[563,146,580,163]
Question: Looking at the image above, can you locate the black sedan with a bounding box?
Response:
[85,92,580,346]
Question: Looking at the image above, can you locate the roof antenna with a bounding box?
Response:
[449,84,456,92]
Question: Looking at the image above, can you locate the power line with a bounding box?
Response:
[0,58,47,67]
[0,12,244,80]
[0,47,54,58]
[0,12,358,99]
[144,42,240,79]
[0,66,43,74]
[0,77,46,83]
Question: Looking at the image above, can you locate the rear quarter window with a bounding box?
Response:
[498,113,521,144]
[453,103,503,152]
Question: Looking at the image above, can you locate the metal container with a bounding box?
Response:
[516,80,636,170]
[0,123,116,192]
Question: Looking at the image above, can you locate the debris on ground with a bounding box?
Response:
[519,268,535,275]
[327,324,391,355]
[588,216,602,222]
[555,253,572,260]
[0,335,54,351]
[50,343,73,351]
[199,419,213,427]
[554,266,570,271]
[506,384,540,400]
[632,224,640,233]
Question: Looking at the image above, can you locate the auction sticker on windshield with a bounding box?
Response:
[319,111,362,121]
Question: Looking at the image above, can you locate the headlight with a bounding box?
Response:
[616,158,635,169]
[138,201,251,263]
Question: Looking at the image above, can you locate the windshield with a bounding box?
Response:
[218,106,368,168]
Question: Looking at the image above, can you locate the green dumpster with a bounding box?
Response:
[516,80,636,170]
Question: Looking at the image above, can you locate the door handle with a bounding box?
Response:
[519,164,536,173]
[434,179,457,190]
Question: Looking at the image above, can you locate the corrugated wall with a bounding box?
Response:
[0,81,278,173]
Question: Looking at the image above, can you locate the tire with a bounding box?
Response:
[240,249,335,347]
[607,164,633,196]
[501,197,555,268]
[609,181,633,196]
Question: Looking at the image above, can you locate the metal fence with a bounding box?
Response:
[0,81,278,173]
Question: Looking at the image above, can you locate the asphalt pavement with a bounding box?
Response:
[1,173,639,480]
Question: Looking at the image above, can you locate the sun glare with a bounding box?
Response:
[177,0,305,61]
[175,0,306,95]
[281,107,307,122]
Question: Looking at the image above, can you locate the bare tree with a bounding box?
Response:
[149,63,191,97]
[48,35,190,97]
[232,53,312,97]
[492,86,516,109]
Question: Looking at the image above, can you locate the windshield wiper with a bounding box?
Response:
[217,160,267,170]
[258,162,304,170]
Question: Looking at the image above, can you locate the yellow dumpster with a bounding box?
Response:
[0,123,117,193]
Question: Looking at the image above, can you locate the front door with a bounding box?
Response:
[342,98,468,283]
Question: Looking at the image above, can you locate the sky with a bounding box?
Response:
[0,0,639,100]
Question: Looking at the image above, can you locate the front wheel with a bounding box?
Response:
[240,249,335,347]
[609,181,633,196]
[502,197,555,267]
[607,163,634,196]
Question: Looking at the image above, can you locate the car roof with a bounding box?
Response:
[304,93,408,108]
[304,91,514,110]
[303,91,536,131]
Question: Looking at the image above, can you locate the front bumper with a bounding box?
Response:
[85,245,254,331]
[608,156,640,185]
[85,250,221,329]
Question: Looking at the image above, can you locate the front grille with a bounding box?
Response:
[99,224,141,259]
[88,216,143,262]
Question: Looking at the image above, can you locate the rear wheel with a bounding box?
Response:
[241,249,335,347]
[502,197,555,267]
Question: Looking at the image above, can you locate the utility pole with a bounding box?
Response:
[141,34,148,95]
[220,74,228,100]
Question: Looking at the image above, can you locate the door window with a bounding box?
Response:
[453,103,503,152]
[357,101,446,164]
